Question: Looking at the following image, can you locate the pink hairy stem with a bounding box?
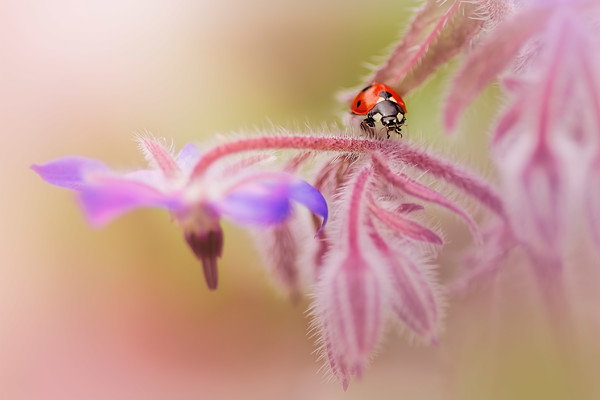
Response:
[141,139,181,178]
[377,143,507,220]
[364,214,388,253]
[189,136,381,180]
[312,156,358,274]
[369,0,440,86]
[347,167,372,251]
[313,155,358,194]
[537,19,571,147]
[284,152,313,172]
[220,153,275,176]
[577,34,600,141]
[367,193,443,245]
[187,134,506,221]
[336,0,445,104]
[392,0,461,86]
[371,152,482,244]
[491,96,525,145]
[396,1,483,96]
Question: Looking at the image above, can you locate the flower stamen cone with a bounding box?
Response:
[185,226,224,291]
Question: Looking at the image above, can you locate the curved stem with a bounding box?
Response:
[190,135,381,180]
[371,152,482,243]
[380,144,507,219]
[187,133,506,221]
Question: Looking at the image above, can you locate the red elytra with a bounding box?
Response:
[351,82,407,115]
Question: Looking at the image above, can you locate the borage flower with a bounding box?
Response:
[310,146,496,388]
[31,1,517,388]
[32,137,328,290]
[175,132,505,388]
[444,0,600,284]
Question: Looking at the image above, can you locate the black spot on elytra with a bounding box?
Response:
[378,91,392,99]
[356,100,362,108]
[360,84,373,93]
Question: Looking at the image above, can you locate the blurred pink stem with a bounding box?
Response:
[392,0,460,85]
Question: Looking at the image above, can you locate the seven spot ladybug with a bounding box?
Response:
[351,82,407,138]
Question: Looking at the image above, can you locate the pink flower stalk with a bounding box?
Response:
[339,0,513,103]
[313,167,385,390]
[77,131,501,389]
[32,137,328,290]
[306,145,501,388]
[34,129,505,389]
[199,133,504,390]
[444,0,600,274]
[30,0,525,390]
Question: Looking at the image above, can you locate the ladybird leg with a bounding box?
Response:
[360,117,375,134]
[398,113,406,126]
[359,118,376,138]
[395,126,403,138]
[362,116,375,128]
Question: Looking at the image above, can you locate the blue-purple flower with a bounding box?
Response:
[32,137,328,290]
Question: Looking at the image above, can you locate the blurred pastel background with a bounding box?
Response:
[2,0,599,399]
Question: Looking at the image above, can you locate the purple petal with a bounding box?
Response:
[219,183,292,225]
[288,180,328,234]
[78,178,180,226]
[31,156,109,190]
[219,177,328,229]
[177,143,201,172]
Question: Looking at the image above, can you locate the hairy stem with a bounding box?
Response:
[347,167,372,251]
[379,143,507,219]
[371,152,482,243]
[393,0,461,86]
[369,0,439,86]
[190,135,381,179]
[188,134,506,222]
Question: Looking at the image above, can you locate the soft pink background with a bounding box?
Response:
[2,1,598,399]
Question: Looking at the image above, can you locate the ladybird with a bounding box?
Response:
[351,82,407,138]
